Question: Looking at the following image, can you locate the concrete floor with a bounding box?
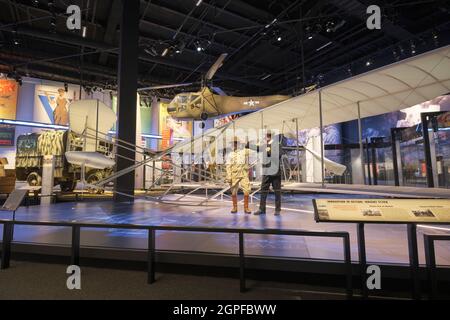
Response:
[0,260,346,300]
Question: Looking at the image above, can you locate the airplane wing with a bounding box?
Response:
[231,45,450,134]
[304,146,347,175]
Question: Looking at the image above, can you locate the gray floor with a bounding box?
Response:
[0,260,346,300]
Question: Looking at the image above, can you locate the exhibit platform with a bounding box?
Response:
[1,194,449,276]
[163,182,450,199]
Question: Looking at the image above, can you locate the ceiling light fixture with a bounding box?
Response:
[161,48,170,57]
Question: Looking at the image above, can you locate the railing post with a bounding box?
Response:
[239,233,246,293]
[148,229,156,284]
[357,223,368,299]
[343,234,353,299]
[1,222,13,269]
[71,225,81,266]
[407,224,420,299]
[424,235,437,299]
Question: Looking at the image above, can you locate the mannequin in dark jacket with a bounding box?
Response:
[254,131,283,216]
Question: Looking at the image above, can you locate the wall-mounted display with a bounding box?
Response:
[0,79,19,120]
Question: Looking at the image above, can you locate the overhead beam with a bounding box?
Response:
[329,0,412,41]
[2,23,271,89]
[99,0,122,65]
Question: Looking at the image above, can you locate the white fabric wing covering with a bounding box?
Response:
[303,146,347,176]
[69,99,117,152]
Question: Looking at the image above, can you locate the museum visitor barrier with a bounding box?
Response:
[423,233,450,299]
[313,198,450,299]
[0,208,353,297]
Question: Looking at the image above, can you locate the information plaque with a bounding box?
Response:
[313,199,450,224]
[0,189,28,212]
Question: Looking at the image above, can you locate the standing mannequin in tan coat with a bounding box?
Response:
[226,137,251,214]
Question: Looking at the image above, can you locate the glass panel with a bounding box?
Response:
[399,138,427,187]
[435,125,450,189]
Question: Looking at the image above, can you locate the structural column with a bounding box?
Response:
[115,0,139,202]
[319,90,325,187]
[357,102,366,185]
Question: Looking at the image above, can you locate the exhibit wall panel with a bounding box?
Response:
[0,81,36,169]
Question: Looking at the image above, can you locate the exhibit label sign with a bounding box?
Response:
[313,199,450,224]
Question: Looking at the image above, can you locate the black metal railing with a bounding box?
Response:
[0,220,353,298]
[423,234,450,299]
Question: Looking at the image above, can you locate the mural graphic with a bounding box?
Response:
[361,95,450,140]
[35,85,79,125]
[0,79,19,120]
[159,102,192,141]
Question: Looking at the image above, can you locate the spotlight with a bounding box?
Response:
[365,59,372,67]
[347,67,352,76]
[410,41,416,55]
[49,15,57,33]
[432,31,439,46]
[13,39,20,45]
[196,0,203,6]
[33,0,39,7]
[277,36,282,42]
[161,47,170,57]
[326,21,335,33]
[393,49,400,61]
[195,40,204,52]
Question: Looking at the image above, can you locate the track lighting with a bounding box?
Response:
[161,48,170,57]
[326,21,335,33]
[194,40,204,52]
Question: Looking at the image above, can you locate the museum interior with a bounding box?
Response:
[0,0,449,302]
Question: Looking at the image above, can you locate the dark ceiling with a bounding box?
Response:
[0,0,449,98]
